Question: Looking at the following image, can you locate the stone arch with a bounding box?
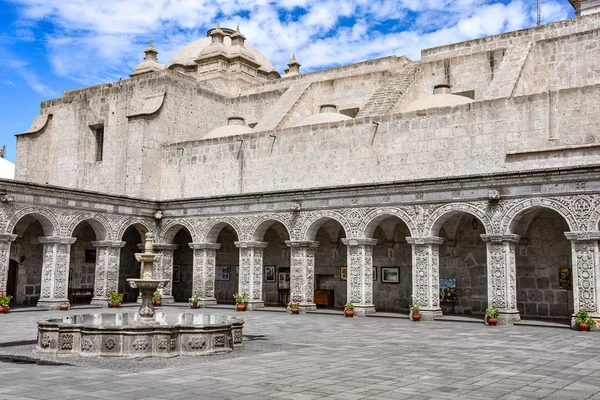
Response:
[204,218,242,243]
[427,203,492,236]
[503,198,576,234]
[589,202,600,231]
[360,208,417,238]
[161,219,197,244]
[65,213,110,240]
[301,211,350,241]
[6,207,58,236]
[115,218,153,240]
[252,215,292,241]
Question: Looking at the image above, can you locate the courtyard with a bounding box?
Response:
[0,305,598,399]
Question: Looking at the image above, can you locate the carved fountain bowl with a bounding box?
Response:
[36,312,244,357]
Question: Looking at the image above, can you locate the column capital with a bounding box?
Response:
[235,241,268,249]
[565,231,600,242]
[38,236,77,245]
[480,234,521,244]
[0,234,17,243]
[285,240,319,248]
[406,236,444,245]
[189,242,221,250]
[341,238,379,247]
[92,240,126,248]
[153,243,179,250]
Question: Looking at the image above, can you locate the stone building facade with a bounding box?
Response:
[1,0,600,323]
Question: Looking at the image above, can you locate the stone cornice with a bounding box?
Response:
[564,231,600,241]
[406,237,445,245]
[38,236,77,245]
[189,243,221,250]
[480,234,521,244]
[234,241,268,249]
[92,240,126,248]
[342,238,379,247]
[0,234,17,243]
[285,240,319,248]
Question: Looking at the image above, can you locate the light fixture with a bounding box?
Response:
[471,218,478,230]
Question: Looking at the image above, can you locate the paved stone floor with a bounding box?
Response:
[0,305,599,399]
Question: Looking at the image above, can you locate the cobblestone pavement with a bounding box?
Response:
[0,305,599,400]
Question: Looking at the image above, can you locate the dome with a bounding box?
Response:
[167,36,276,73]
[0,158,15,179]
[203,117,253,139]
[294,104,352,127]
[402,86,474,113]
[130,41,165,77]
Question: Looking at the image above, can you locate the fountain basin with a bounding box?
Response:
[37,312,244,357]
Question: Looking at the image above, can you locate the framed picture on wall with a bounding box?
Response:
[278,272,290,289]
[172,265,180,283]
[381,267,399,283]
[439,278,457,302]
[216,265,230,281]
[340,267,347,281]
[265,266,276,282]
[373,266,377,281]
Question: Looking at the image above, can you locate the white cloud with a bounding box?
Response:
[1,80,16,87]
[6,0,574,85]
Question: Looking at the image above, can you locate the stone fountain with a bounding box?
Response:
[127,232,167,322]
[36,233,244,357]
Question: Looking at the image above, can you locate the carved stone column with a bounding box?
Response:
[0,234,17,293]
[153,244,178,304]
[407,236,444,320]
[565,232,600,317]
[481,234,521,325]
[235,241,267,310]
[190,243,221,306]
[342,238,378,316]
[286,240,319,312]
[90,241,126,306]
[37,236,77,309]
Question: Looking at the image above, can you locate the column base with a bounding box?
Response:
[200,297,217,306]
[161,295,175,304]
[246,300,264,310]
[37,299,69,310]
[91,297,110,307]
[420,308,443,321]
[299,303,316,312]
[354,304,376,317]
[498,310,520,325]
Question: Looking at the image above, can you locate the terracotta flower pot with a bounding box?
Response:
[412,313,421,322]
[0,305,8,314]
[60,304,69,311]
[189,303,199,309]
[291,308,299,314]
[344,309,354,318]
[579,323,590,332]
[487,317,498,326]
[111,301,121,308]
[154,300,162,307]
[236,303,246,312]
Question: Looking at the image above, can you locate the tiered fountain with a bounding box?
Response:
[36,233,243,357]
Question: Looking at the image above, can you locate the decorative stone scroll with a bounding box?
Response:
[0,234,17,293]
[565,231,600,315]
[189,243,221,305]
[91,241,126,306]
[286,240,319,311]
[235,241,267,310]
[481,234,521,324]
[37,236,77,309]
[406,236,444,320]
[342,238,378,316]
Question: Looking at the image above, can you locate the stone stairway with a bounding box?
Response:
[482,42,532,100]
[253,81,312,132]
[356,63,419,118]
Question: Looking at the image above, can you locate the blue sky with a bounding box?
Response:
[0,0,573,163]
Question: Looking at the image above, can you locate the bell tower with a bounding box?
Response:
[569,0,600,16]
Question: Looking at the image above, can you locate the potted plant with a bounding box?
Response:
[153,293,162,307]
[107,291,124,308]
[60,302,70,311]
[411,304,421,322]
[289,301,300,314]
[344,301,354,318]
[486,307,499,326]
[0,292,12,314]
[576,308,594,331]
[189,295,202,309]
[233,292,249,311]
